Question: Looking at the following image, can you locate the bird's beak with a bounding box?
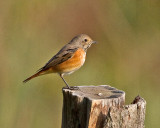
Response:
[92,41,97,44]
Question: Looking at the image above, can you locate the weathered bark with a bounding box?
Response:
[61,85,146,128]
[103,95,146,128]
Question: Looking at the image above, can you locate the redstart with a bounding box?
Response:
[23,34,96,88]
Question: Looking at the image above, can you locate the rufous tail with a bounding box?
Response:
[23,71,42,83]
[23,67,53,83]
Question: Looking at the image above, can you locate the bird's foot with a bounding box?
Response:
[62,86,79,90]
[69,86,79,90]
[63,86,79,90]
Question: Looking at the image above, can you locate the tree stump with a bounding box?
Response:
[61,85,146,128]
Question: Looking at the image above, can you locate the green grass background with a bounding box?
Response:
[0,0,160,127]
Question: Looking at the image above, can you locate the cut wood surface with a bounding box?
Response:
[61,85,146,128]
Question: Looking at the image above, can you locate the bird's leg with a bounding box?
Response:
[59,74,79,90]
[60,74,70,89]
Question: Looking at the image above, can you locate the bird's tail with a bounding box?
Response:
[23,69,46,83]
[23,72,40,83]
[23,67,54,83]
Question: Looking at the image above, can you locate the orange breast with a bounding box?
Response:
[52,48,86,73]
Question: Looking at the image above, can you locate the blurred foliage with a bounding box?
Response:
[0,0,160,127]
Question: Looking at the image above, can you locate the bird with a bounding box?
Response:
[23,34,97,89]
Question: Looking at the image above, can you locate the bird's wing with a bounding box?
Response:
[39,47,78,71]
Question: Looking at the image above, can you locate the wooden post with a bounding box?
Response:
[61,85,146,128]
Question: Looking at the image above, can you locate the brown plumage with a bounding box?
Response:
[23,34,96,88]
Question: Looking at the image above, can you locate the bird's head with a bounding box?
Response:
[70,34,97,51]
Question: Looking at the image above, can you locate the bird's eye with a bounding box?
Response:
[84,39,88,42]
